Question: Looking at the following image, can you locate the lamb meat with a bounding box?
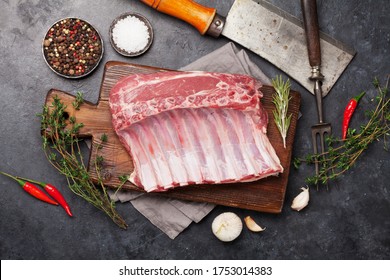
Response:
[109,71,283,192]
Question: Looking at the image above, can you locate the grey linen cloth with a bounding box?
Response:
[109,42,270,239]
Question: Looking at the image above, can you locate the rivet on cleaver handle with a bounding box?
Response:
[139,0,225,37]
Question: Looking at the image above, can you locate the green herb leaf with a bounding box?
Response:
[272,75,292,148]
[100,133,108,142]
[119,174,129,184]
[72,91,84,110]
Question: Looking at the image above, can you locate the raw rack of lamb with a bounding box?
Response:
[109,71,283,192]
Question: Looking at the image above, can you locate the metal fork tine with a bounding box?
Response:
[319,132,326,186]
[312,124,332,187]
[312,131,319,178]
[324,128,332,188]
[320,132,325,153]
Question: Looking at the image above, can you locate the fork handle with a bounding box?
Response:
[314,80,324,123]
[301,0,321,68]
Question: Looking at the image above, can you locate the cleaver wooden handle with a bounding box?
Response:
[140,0,216,35]
[301,0,321,67]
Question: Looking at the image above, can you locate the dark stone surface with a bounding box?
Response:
[0,0,389,260]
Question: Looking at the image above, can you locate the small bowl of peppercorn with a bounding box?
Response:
[42,17,104,79]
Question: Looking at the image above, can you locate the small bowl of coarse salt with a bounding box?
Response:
[109,12,153,57]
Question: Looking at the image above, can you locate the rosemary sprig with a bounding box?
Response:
[39,94,127,229]
[294,76,389,185]
[272,75,292,148]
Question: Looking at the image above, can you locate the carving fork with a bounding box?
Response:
[301,0,332,179]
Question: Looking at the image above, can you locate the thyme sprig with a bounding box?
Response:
[39,94,127,229]
[272,75,292,148]
[294,76,389,185]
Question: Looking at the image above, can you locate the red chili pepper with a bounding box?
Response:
[40,183,73,217]
[0,171,58,205]
[16,177,73,217]
[342,91,366,140]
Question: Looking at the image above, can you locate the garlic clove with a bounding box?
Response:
[212,212,243,242]
[291,186,310,211]
[244,216,266,232]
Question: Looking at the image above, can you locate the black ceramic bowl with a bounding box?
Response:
[109,12,154,57]
[42,17,104,79]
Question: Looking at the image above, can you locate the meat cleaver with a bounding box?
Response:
[139,0,355,97]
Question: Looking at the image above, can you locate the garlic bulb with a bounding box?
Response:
[212,212,243,242]
[244,216,266,232]
[291,187,309,211]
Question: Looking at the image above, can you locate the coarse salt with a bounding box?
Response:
[112,15,150,54]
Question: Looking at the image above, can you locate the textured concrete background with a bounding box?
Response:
[0,0,389,259]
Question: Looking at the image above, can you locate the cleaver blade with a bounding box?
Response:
[140,0,355,96]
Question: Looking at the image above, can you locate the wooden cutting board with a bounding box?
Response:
[45,61,301,213]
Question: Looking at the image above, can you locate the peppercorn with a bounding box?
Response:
[43,18,103,78]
